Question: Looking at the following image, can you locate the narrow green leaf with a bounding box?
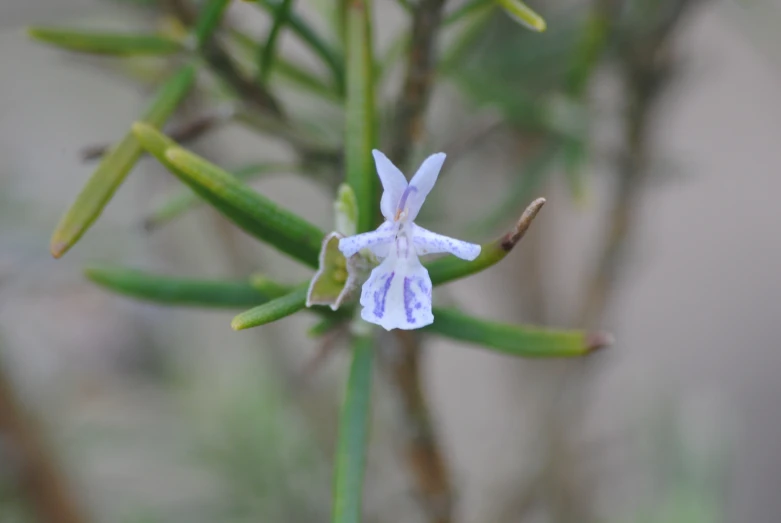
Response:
[427,198,546,286]
[258,0,295,83]
[231,284,309,330]
[194,0,233,48]
[249,273,294,296]
[345,0,377,233]
[332,335,374,523]
[50,65,196,258]
[131,123,325,267]
[143,163,297,230]
[444,0,491,26]
[229,29,340,100]
[496,0,547,32]
[253,0,345,94]
[27,27,182,55]
[85,265,287,307]
[426,308,611,357]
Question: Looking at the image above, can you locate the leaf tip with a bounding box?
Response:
[584,330,613,353]
[230,315,246,331]
[500,197,546,252]
[49,237,69,259]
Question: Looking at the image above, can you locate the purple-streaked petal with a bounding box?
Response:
[411,224,481,261]
[360,255,433,330]
[338,221,396,258]
[405,152,446,221]
[373,149,408,220]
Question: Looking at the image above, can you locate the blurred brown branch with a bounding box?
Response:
[388,0,446,165]
[385,331,453,523]
[80,109,230,161]
[0,358,89,523]
[383,1,454,522]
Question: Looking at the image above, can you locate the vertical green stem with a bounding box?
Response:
[332,336,375,523]
[344,0,377,233]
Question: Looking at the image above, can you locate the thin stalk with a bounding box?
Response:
[383,1,454,523]
[332,336,375,523]
[258,0,295,83]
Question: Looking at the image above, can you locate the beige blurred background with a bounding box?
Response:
[1,0,781,522]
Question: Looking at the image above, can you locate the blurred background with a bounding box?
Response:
[1,0,781,521]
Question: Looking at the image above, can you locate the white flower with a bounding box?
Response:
[338,150,481,330]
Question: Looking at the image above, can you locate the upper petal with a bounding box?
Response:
[411,224,481,261]
[405,152,446,221]
[373,149,408,220]
[360,255,433,330]
[338,221,396,258]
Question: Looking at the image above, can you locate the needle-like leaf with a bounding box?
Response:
[426,308,611,357]
[428,197,546,286]
[132,123,325,267]
[142,162,297,231]
[86,266,288,307]
[251,0,345,93]
[50,65,196,258]
[193,0,233,48]
[496,0,547,32]
[27,27,182,55]
[231,283,309,330]
[258,0,295,83]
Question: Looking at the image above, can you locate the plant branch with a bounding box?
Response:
[0,357,89,523]
[384,331,453,523]
[388,0,447,166]
[163,0,285,117]
[379,3,455,522]
[81,108,231,161]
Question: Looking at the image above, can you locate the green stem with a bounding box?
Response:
[332,335,374,523]
[344,0,377,233]
[258,0,295,83]
[255,0,346,94]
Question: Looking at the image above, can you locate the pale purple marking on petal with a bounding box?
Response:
[396,186,418,216]
[373,271,395,319]
[403,277,416,325]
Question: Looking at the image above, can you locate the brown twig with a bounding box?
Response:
[0,358,89,523]
[383,331,453,523]
[163,0,284,118]
[388,0,447,166]
[500,197,546,252]
[369,0,459,520]
[542,4,699,523]
[380,2,455,522]
[578,0,697,327]
[80,109,231,161]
